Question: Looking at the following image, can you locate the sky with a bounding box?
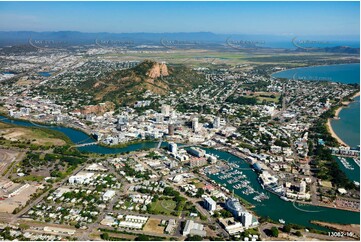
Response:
[0,1,359,37]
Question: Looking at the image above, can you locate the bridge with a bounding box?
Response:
[73,142,98,148]
[156,137,163,149]
[178,144,195,148]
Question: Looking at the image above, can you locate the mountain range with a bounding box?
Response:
[0,31,359,51]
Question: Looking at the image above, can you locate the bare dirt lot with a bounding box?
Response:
[0,149,22,175]
[143,218,165,234]
[0,122,66,147]
[0,180,38,213]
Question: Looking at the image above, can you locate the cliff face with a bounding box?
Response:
[78,101,115,115]
[146,62,169,79]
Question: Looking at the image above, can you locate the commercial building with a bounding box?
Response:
[219,218,244,235]
[43,226,75,235]
[156,114,163,123]
[203,197,217,211]
[258,171,278,186]
[118,215,149,229]
[68,172,94,185]
[168,142,177,154]
[225,198,256,228]
[299,181,307,194]
[187,147,205,157]
[240,212,253,228]
[213,116,221,128]
[189,158,207,168]
[182,220,206,237]
[168,123,175,136]
[103,190,116,201]
[165,219,177,234]
[161,104,171,116]
[225,198,245,218]
[192,117,199,132]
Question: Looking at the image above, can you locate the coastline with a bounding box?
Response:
[271,62,360,77]
[326,91,360,148]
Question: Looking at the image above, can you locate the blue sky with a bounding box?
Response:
[0,1,359,37]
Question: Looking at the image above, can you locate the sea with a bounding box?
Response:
[272,63,360,84]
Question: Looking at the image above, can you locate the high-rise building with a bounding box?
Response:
[187,147,205,157]
[168,123,175,136]
[299,180,307,194]
[168,142,177,154]
[161,104,171,116]
[213,116,221,128]
[156,114,163,123]
[203,197,217,211]
[192,117,199,132]
[240,212,253,228]
[225,198,245,218]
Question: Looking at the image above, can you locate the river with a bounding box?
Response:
[0,115,359,230]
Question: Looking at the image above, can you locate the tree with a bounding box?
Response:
[196,188,204,198]
[282,224,291,233]
[295,231,302,237]
[186,235,203,241]
[100,233,109,240]
[135,234,150,241]
[270,227,279,237]
[19,223,30,231]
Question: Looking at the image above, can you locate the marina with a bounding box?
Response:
[338,157,354,170]
[353,158,360,167]
[203,160,271,203]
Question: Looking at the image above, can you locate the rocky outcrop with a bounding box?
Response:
[147,62,169,79]
[77,101,115,115]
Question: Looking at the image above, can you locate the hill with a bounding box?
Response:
[78,60,205,106]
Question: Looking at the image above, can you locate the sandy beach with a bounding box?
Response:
[326,91,360,147]
[327,118,349,147]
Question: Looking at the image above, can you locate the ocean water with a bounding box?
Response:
[272,63,360,84]
[331,96,360,148]
[264,40,360,49]
[334,156,360,182]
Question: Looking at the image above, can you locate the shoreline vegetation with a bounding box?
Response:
[326,91,360,148]
[310,220,360,239]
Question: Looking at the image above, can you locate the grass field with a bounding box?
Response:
[100,49,357,67]
[254,92,281,104]
[143,218,165,234]
[13,175,44,182]
[0,122,67,146]
[150,199,176,215]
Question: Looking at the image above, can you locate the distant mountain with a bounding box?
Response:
[0,31,224,46]
[0,31,359,52]
[294,46,360,54]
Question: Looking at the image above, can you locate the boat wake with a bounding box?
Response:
[292,201,322,213]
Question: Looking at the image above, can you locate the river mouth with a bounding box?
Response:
[0,115,359,231]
